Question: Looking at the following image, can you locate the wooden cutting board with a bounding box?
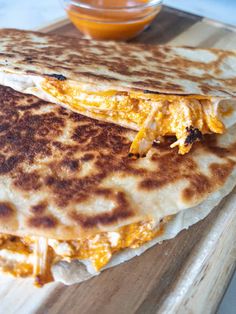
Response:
[1,6,236,314]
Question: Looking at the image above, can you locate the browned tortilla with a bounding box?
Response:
[0,29,235,97]
[0,85,235,239]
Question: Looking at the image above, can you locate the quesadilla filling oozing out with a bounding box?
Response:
[42,78,226,156]
[0,217,171,286]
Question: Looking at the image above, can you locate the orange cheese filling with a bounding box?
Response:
[52,218,166,271]
[41,79,225,156]
[0,218,170,285]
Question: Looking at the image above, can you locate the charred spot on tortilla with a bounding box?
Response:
[184,126,203,146]
[28,216,57,229]
[0,202,15,218]
[46,74,67,81]
[24,57,33,63]
[128,152,142,159]
[62,159,80,171]
[143,90,159,94]
[31,202,48,215]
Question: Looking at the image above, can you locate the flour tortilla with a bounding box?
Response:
[52,155,236,284]
[0,85,236,284]
[0,29,235,285]
[0,85,236,239]
[0,28,235,96]
[0,29,235,134]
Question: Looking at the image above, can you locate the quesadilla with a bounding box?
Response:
[0,85,236,286]
[0,29,235,157]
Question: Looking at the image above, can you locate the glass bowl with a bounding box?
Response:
[62,0,163,41]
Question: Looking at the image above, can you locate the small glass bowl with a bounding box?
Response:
[62,0,163,41]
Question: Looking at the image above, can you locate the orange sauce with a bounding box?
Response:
[66,0,162,40]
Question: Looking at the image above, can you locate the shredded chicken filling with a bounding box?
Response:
[0,217,170,286]
[41,79,225,156]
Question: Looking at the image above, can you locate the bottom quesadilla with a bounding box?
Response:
[0,85,236,286]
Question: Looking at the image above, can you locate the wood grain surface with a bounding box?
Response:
[1,5,236,314]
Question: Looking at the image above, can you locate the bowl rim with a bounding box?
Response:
[63,0,163,11]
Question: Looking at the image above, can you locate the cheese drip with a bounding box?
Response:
[33,237,53,286]
[41,79,225,156]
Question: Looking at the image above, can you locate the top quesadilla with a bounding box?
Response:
[0,29,235,157]
[0,85,236,286]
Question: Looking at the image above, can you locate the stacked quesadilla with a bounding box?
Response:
[0,29,235,286]
[0,85,235,286]
[0,29,235,157]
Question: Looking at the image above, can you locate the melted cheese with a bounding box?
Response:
[33,237,53,287]
[41,79,225,156]
[0,218,170,285]
[0,236,33,278]
[52,218,166,271]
